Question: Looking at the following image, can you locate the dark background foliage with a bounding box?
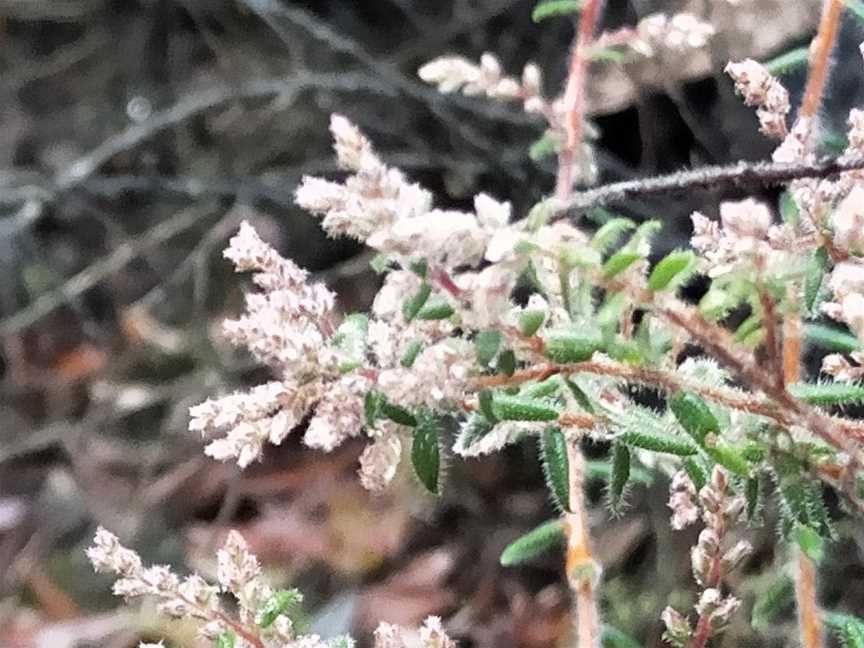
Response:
[1,2,863,647]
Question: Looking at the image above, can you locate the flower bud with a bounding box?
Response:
[721,540,753,572]
[661,607,693,647]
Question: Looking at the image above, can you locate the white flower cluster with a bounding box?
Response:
[690,198,785,278]
[297,115,511,271]
[663,468,750,647]
[88,528,456,648]
[632,13,715,58]
[87,527,281,643]
[725,59,790,139]
[418,53,544,112]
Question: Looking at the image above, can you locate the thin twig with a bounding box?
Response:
[564,441,602,648]
[554,156,864,217]
[556,0,604,199]
[0,202,218,336]
[800,0,845,123]
[473,358,864,443]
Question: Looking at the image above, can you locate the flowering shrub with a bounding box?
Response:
[89,2,864,648]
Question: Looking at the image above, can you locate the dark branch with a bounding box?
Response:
[554,156,864,218]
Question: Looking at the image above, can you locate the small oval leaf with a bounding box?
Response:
[620,430,698,456]
[647,250,695,291]
[412,411,441,494]
[492,394,561,422]
[602,251,642,279]
[608,443,631,513]
[541,427,571,511]
[669,392,720,445]
[500,519,565,566]
[544,332,604,363]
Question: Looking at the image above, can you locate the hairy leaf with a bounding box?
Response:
[256,589,305,629]
[669,392,720,445]
[500,519,565,565]
[532,0,582,23]
[416,297,454,320]
[608,443,631,513]
[544,332,604,363]
[400,339,423,368]
[492,394,561,421]
[475,330,502,367]
[520,309,547,336]
[412,411,441,494]
[788,381,864,406]
[620,429,698,456]
[591,217,636,253]
[402,282,432,322]
[382,402,418,427]
[602,250,643,279]
[540,427,570,511]
[648,250,695,291]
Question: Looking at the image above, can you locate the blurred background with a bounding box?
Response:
[1,1,864,647]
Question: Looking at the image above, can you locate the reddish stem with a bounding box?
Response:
[556,0,604,199]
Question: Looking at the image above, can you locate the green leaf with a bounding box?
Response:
[647,250,695,291]
[826,612,864,648]
[608,443,630,513]
[620,429,698,456]
[520,309,546,337]
[527,200,551,232]
[400,340,423,368]
[540,428,570,511]
[842,0,864,24]
[500,519,565,566]
[669,392,720,445]
[788,381,864,406]
[416,297,454,320]
[704,441,751,477]
[591,217,636,253]
[591,46,628,63]
[216,631,236,648]
[497,349,517,376]
[412,411,441,494]
[492,394,561,422]
[597,291,628,336]
[369,253,391,274]
[475,330,502,367]
[795,523,825,563]
[520,377,563,400]
[683,457,709,491]
[458,413,495,449]
[779,190,800,225]
[364,391,385,428]
[602,250,643,279]
[734,314,763,346]
[804,323,860,352]
[602,626,642,648]
[532,0,582,22]
[529,132,559,161]
[804,248,830,316]
[778,475,834,539]
[544,332,604,363]
[409,259,428,278]
[763,46,810,75]
[752,575,795,629]
[403,282,432,322]
[746,475,764,525]
[563,376,595,413]
[332,313,369,372]
[256,588,305,629]
[478,389,498,423]
[382,402,418,427]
